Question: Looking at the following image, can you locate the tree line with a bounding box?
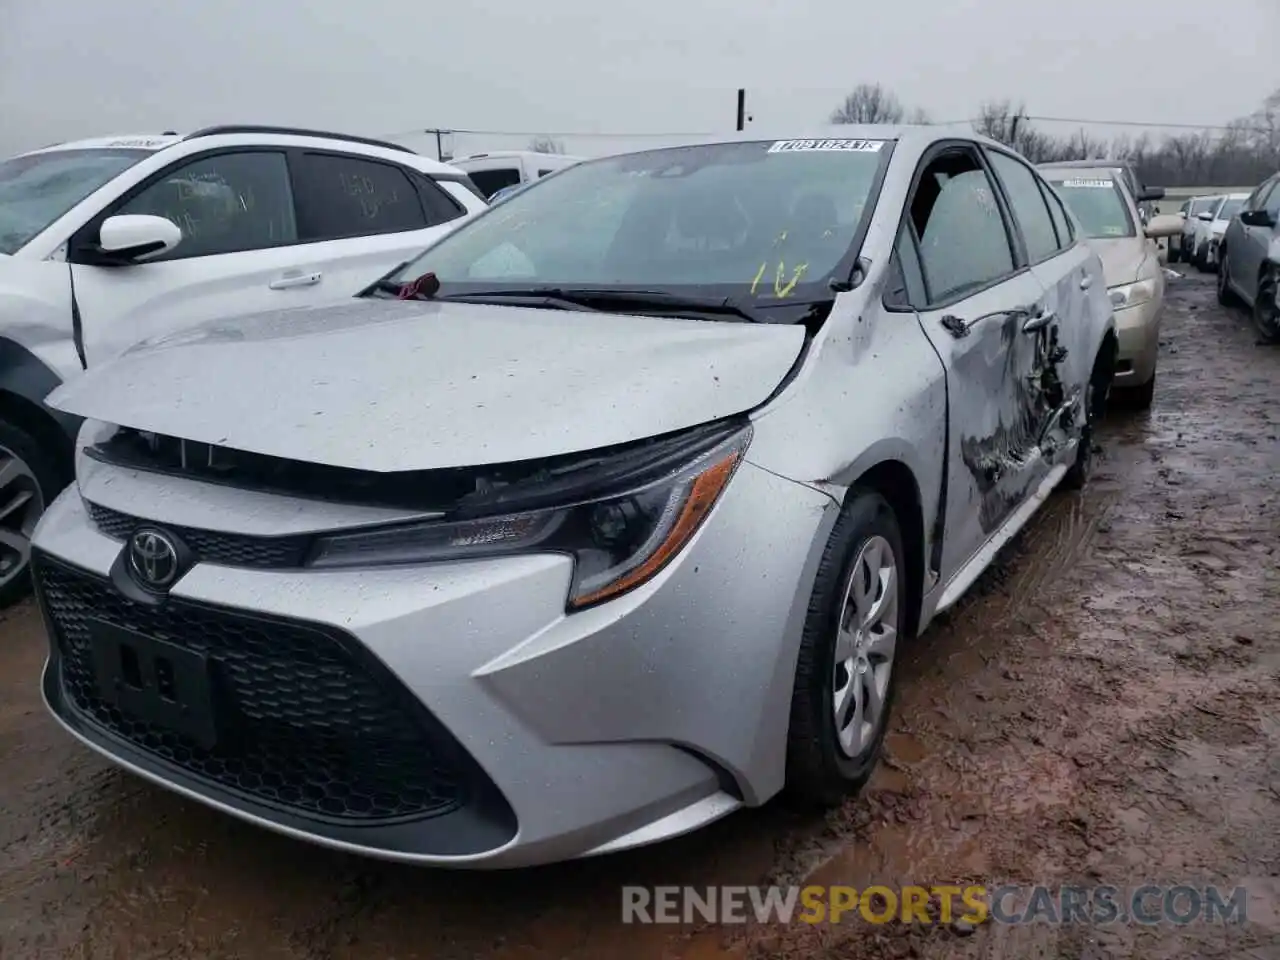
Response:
[830,83,1280,187]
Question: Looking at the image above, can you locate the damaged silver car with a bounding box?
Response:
[31,128,1117,868]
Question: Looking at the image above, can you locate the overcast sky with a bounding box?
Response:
[1,0,1275,158]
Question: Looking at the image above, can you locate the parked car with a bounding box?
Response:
[0,126,487,605]
[1173,195,1221,265]
[451,150,584,199]
[1040,167,1182,409]
[1218,170,1280,341]
[34,127,1118,868]
[1195,193,1248,272]
[1038,159,1165,223]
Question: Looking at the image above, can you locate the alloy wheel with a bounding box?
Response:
[1255,270,1280,343]
[831,535,899,758]
[0,443,45,592]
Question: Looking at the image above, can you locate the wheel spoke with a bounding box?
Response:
[0,456,26,491]
[0,489,33,524]
[834,625,858,663]
[864,624,897,661]
[863,565,896,628]
[0,527,32,585]
[861,667,884,727]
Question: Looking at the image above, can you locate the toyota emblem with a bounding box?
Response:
[128,528,181,589]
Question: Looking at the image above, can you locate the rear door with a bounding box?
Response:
[905,142,1054,578]
[986,148,1106,426]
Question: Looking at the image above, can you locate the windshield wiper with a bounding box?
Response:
[439,287,761,322]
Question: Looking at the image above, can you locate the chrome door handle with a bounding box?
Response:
[269,271,322,290]
[1022,309,1056,333]
[1080,275,1092,290]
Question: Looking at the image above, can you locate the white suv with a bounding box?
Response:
[0,125,487,604]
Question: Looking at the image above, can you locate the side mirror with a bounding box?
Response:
[1196,211,1214,222]
[1144,214,1183,239]
[1240,209,1278,228]
[1178,211,1187,219]
[95,214,183,264]
[1138,186,1166,202]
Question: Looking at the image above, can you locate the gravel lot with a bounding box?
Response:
[2,273,1277,960]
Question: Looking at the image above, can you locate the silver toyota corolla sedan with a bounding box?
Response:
[32,127,1117,868]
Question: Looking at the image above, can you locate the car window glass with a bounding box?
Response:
[895,226,927,305]
[291,153,427,240]
[910,155,1015,302]
[538,169,553,177]
[988,151,1060,262]
[1045,178,1136,239]
[1040,178,1074,246]
[412,174,466,225]
[1218,198,1243,221]
[468,168,522,198]
[117,151,297,259]
[1262,181,1280,217]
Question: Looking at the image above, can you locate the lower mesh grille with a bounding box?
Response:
[37,555,470,823]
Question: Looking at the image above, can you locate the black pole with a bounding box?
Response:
[1009,113,1021,145]
[736,89,746,132]
[434,129,444,161]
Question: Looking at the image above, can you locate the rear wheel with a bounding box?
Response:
[786,490,905,806]
[1254,268,1280,344]
[0,421,59,608]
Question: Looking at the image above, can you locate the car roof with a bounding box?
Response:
[15,127,467,177]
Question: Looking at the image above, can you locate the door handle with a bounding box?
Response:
[1080,275,1092,290]
[1022,309,1056,333]
[269,271,322,290]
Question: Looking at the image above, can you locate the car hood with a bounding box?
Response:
[47,298,806,473]
[1085,237,1146,286]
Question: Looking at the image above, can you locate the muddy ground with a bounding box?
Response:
[2,274,1277,960]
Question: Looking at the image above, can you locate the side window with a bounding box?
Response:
[116,151,297,259]
[909,150,1016,303]
[1039,177,1075,247]
[538,169,553,178]
[889,226,928,307]
[411,173,466,225]
[987,150,1060,262]
[468,168,522,198]
[291,153,428,241]
[1262,179,1280,218]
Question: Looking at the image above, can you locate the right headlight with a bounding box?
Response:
[308,425,751,610]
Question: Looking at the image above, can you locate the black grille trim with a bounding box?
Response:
[35,552,517,853]
[86,500,313,569]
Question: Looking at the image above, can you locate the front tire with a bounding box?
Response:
[0,421,59,608]
[1218,251,1240,307]
[1254,268,1280,344]
[786,490,905,806]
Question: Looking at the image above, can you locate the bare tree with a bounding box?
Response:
[830,84,906,124]
[528,136,565,154]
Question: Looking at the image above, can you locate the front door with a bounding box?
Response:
[901,145,1054,581]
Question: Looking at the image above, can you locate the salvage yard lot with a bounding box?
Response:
[1,274,1277,960]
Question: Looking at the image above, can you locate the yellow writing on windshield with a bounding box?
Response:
[750,260,809,298]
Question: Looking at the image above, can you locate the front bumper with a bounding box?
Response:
[1112,296,1162,387]
[32,462,835,867]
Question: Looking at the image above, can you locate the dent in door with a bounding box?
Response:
[956,312,1071,534]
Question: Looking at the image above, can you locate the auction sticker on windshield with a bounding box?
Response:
[1061,179,1114,188]
[768,139,885,153]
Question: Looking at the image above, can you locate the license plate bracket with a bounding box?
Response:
[89,618,218,750]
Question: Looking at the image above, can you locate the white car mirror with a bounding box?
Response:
[98,214,183,263]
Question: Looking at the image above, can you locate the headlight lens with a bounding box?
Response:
[1109,279,1157,309]
[308,426,751,610]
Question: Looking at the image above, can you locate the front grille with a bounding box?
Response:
[38,556,469,823]
[86,501,312,569]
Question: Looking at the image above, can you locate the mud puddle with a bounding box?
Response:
[1,276,1276,960]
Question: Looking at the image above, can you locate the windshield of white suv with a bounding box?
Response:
[389,138,891,321]
[0,148,150,254]
[1189,197,1220,217]
[1047,177,1136,239]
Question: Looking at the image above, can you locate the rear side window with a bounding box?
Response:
[988,150,1060,263]
[468,168,522,198]
[1041,180,1074,246]
[291,153,428,240]
[538,169,553,178]
[116,150,297,259]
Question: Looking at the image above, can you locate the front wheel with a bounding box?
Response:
[1254,268,1280,344]
[0,422,60,608]
[1218,251,1240,307]
[786,490,905,806]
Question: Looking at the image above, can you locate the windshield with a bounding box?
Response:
[0,148,150,254]
[1217,198,1243,221]
[1047,177,1136,239]
[390,138,891,319]
[1189,197,1220,217]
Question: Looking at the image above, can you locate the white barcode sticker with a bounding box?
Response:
[768,139,885,153]
[1061,178,1114,188]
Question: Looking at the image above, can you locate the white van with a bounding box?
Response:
[450,151,583,199]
